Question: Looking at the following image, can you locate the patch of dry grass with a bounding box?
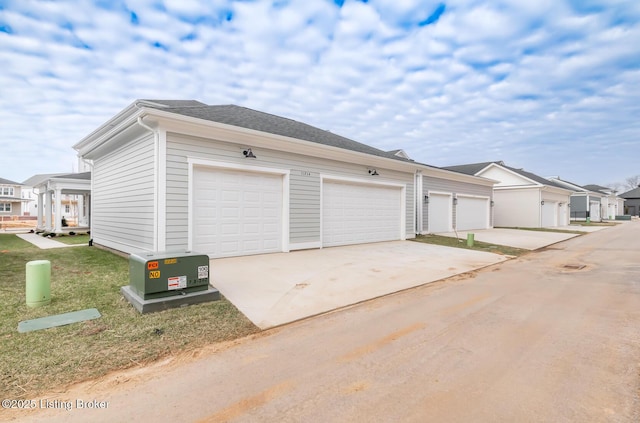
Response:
[0,234,258,399]
[411,234,528,256]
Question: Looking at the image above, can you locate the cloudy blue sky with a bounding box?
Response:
[1,0,639,187]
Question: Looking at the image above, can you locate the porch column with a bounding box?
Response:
[78,194,85,226]
[45,190,53,231]
[37,192,44,229]
[54,188,62,233]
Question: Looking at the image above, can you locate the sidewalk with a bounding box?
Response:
[16,233,86,249]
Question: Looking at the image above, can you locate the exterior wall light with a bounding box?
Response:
[424,195,429,204]
[453,197,458,206]
[490,200,495,207]
[541,200,545,205]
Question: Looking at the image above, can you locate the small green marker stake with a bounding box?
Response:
[466,233,475,247]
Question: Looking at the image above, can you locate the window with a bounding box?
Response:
[65,204,70,213]
[1,187,14,196]
[0,203,11,212]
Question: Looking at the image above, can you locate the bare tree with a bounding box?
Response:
[624,175,640,190]
[607,182,623,193]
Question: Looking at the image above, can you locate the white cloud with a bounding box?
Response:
[0,0,638,185]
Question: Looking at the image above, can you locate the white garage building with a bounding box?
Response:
[444,161,572,228]
[73,100,495,257]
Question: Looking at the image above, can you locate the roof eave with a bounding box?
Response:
[140,108,475,177]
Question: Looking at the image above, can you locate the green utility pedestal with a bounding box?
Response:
[26,260,51,307]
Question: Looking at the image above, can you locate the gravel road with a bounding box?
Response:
[8,222,640,423]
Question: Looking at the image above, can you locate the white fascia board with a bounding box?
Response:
[74,106,146,158]
[48,178,91,190]
[477,162,543,187]
[422,167,497,186]
[548,178,588,192]
[541,185,574,196]
[141,109,419,174]
[493,185,540,191]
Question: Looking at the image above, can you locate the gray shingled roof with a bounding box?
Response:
[22,173,65,186]
[620,187,640,198]
[141,100,411,163]
[443,161,570,190]
[55,172,91,180]
[443,161,496,176]
[582,184,612,194]
[0,177,22,185]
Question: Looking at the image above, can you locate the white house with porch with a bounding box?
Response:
[33,172,91,233]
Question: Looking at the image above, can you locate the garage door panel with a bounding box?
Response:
[456,197,489,231]
[193,167,283,258]
[541,202,557,227]
[322,181,402,247]
[428,194,451,233]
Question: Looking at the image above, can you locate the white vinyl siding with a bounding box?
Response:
[92,134,155,252]
[422,176,493,232]
[322,180,402,247]
[165,133,415,251]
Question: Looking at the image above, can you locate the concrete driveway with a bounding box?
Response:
[438,228,583,250]
[210,241,507,329]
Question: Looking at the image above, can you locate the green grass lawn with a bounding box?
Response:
[411,234,528,257]
[52,233,91,245]
[0,234,258,399]
[569,221,617,227]
[496,226,586,234]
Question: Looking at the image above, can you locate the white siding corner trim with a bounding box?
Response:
[186,158,290,257]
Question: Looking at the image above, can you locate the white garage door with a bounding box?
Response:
[589,201,601,221]
[193,167,283,258]
[322,181,402,247]
[428,193,451,233]
[541,201,558,227]
[456,196,489,230]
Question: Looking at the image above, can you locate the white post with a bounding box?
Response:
[78,194,85,226]
[37,192,44,229]
[54,188,62,233]
[45,190,53,231]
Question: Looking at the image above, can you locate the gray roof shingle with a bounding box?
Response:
[620,187,640,198]
[55,172,91,180]
[141,101,411,163]
[582,184,612,194]
[0,177,22,185]
[443,161,570,190]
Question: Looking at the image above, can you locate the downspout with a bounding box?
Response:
[137,116,160,251]
[539,188,543,227]
[415,170,422,235]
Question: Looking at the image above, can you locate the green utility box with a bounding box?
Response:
[129,251,210,300]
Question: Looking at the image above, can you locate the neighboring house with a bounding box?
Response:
[582,184,625,219]
[419,171,495,234]
[22,173,64,217]
[32,173,91,233]
[72,99,494,257]
[620,186,640,216]
[0,177,29,216]
[546,177,605,221]
[443,161,573,228]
